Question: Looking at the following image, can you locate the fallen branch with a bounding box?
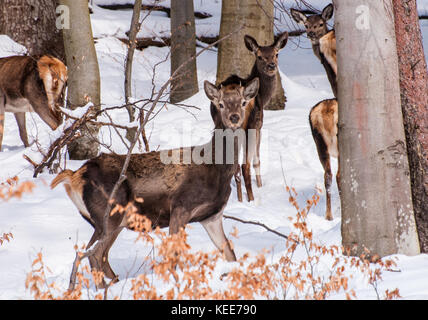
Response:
[223,214,291,241]
[25,106,95,178]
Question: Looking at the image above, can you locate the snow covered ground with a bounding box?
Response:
[1,1,428,300]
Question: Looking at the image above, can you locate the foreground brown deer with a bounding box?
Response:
[212,32,288,202]
[291,4,337,97]
[0,55,67,151]
[51,76,260,289]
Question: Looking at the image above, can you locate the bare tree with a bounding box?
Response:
[392,0,428,253]
[60,0,101,159]
[334,0,420,257]
[0,0,64,59]
[216,0,286,110]
[170,0,198,103]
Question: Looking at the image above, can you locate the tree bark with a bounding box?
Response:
[60,0,100,159]
[216,0,286,110]
[334,0,420,257]
[0,0,64,60]
[392,0,428,253]
[170,0,198,103]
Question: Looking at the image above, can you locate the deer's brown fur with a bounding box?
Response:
[52,77,260,288]
[0,55,67,150]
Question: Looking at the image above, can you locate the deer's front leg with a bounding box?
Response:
[201,210,236,262]
[235,165,243,202]
[242,140,255,202]
[253,128,262,188]
[14,112,29,147]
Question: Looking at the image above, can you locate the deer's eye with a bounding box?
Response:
[276,53,278,58]
[219,102,224,109]
[242,101,247,107]
[257,55,262,60]
[320,23,324,27]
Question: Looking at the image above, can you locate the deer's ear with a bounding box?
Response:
[290,8,307,24]
[274,32,288,50]
[322,4,334,21]
[204,81,220,101]
[243,77,259,101]
[244,35,259,53]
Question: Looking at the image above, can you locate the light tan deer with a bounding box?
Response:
[307,16,338,221]
[291,4,337,97]
[0,55,67,150]
[309,98,339,221]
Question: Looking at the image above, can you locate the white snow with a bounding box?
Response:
[1,2,428,300]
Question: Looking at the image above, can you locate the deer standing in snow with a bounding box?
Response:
[291,4,337,97]
[51,76,260,289]
[212,32,289,202]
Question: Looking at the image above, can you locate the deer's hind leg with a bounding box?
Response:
[79,165,132,288]
[310,124,333,221]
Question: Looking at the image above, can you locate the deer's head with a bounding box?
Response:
[204,77,259,131]
[37,56,68,128]
[291,4,334,45]
[244,32,288,77]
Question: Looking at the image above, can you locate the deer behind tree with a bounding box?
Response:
[291,4,337,97]
[211,32,288,202]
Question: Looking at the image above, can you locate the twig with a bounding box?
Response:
[223,214,291,241]
[29,106,95,178]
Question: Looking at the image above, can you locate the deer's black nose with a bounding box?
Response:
[229,114,240,124]
[308,31,315,38]
[268,63,276,69]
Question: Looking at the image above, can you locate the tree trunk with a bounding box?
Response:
[60,0,100,159]
[124,0,140,143]
[0,0,64,60]
[216,0,286,110]
[170,0,198,103]
[334,0,420,257]
[393,0,428,253]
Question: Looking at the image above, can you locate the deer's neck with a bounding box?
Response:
[312,43,322,61]
[249,65,276,109]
